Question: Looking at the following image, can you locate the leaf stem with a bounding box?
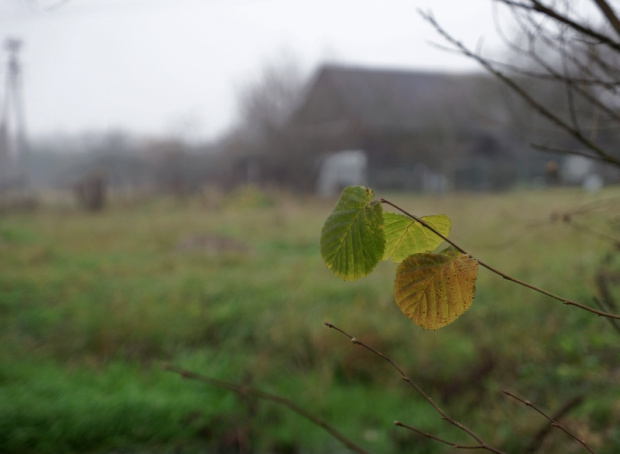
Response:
[380,198,620,320]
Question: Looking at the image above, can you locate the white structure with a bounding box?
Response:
[317,150,367,197]
[562,155,603,191]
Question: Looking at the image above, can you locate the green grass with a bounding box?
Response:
[0,186,619,453]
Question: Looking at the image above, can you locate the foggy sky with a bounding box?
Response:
[0,0,507,142]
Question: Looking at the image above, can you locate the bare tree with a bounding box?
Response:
[236,53,305,142]
[423,0,620,177]
[228,52,321,191]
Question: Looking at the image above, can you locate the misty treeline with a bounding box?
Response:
[26,131,225,196]
[22,55,313,200]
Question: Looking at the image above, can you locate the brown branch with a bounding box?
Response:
[559,195,620,217]
[593,252,620,335]
[499,0,620,52]
[561,215,620,249]
[324,322,506,454]
[394,420,496,450]
[593,0,620,39]
[503,390,597,453]
[538,47,620,124]
[482,54,620,91]
[468,24,620,135]
[162,364,372,454]
[531,143,620,164]
[595,268,619,312]
[420,10,620,168]
[525,395,584,453]
[499,0,620,89]
[380,198,620,320]
[563,56,581,134]
[592,297,620,335]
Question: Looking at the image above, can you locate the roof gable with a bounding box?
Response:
[291,64,497,133]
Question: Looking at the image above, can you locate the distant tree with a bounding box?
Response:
[236,53,305,142]
[228,53,319,191]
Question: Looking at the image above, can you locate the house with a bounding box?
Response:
[288,64,524,192]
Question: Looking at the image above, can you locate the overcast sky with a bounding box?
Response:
[0,0,510,142]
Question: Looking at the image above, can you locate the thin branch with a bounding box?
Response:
[380,198,620,320]
[324,322,507,454]
[592,297,620,335]
[441,8,619,95]
[525,395,584,452]
[420,10,620,168]
[162,364,372,454]
[595,265,619,312]
[541,35,620,92]
[530,143,616,163]
[563,54,581,133]
[538,38,620,122]
[560,215,620,249]
[559,195,620,217]
[393,420,495,450]
[548,197,620,248]
[479,54,620,91]
[529,54,620,125]
[500,0,620,52]
[498,0,620,91]
[593,0,620,39]
[503,390,597,454]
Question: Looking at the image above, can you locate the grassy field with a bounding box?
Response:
[0,185,619,453]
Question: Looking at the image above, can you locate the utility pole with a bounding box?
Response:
[0,37,27,186]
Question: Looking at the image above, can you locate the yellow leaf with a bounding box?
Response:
[394,252,478,330]
[382,213,451,262]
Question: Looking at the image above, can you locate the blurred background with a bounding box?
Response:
[1,0,620,453]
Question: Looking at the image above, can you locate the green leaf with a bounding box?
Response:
[320,186,385,281]
[382,213,451,262]
[394,252,478,330]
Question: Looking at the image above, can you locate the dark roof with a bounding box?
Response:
[291,64,501,133]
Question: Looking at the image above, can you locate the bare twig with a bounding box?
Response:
[560,215,620,249]
[162,364,372,454]
[525,395,584,452]
[557,195,620,217]
[592,0,620,39]
[503,389,596,453]
[524,30,620,130]
[489,4,620,91]
[500,0,620,53]
[557,33,584,134]
[593,252,620,335]
[420,10,620,168]
[530,143,618,163]
[393,420,496,450]
[546,196,620,248]
[592,297,620,335]
[380,198,620,320]
[479,53,620,92]
[324,322,506,454]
